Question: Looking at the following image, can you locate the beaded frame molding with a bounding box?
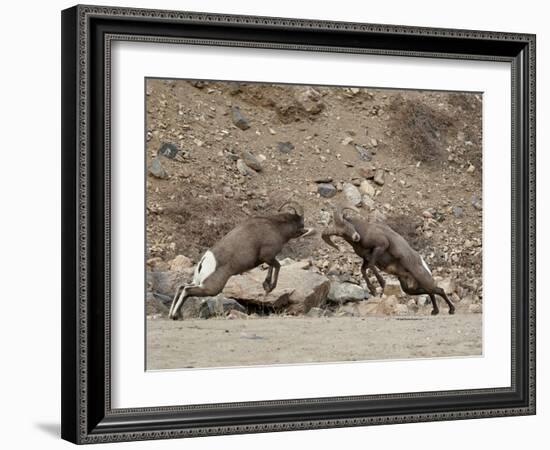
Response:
[61,4,536,444]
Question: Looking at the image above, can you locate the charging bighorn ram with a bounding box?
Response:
[168,201,315,320]
[321,206,455,315]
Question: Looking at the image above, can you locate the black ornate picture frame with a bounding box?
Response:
[61,5,536,444]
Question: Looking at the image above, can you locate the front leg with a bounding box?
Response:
[262,259,281,293]
[361,259,377,296]
[367,246,387,293]
[262,265,273,293]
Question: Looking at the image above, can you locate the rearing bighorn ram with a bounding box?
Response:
[168,201,315,320]
[321,206,455,315]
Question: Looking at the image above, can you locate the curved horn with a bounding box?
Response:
[321,227,341,251]
[333,205,343,226]
[279,201,304,217]
[341,206,360,220]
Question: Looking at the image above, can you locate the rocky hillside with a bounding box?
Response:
[145,79,483,317]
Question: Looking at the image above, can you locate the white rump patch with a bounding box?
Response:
[193,250,217,286]
[420,256,432,275]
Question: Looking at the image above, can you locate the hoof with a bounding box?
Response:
[449,307,456,315]
[431,309,440,316]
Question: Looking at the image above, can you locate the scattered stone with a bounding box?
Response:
[383,279,403,296]
[222,298,247,314]
[295,87,325,114]
[236,159,255,176]
[359,180,376,197]
[231,106,250,130]
[190,80,208,89]
[146,291,169,317]
[434,276,456,294]
[407,298,419,314]
[343,183,362,206]
[373,170,385,186]
[314,176,333,183]
[377,295,398,315]
[394,304,409,316]
[319,210,332,226]
[358,166,375,179]
[362,195,375,210]
[327,282,367,304]
[337,304,359,317]
[228,83,242,95]
[460,295,477,306]
[318,183,337,198]
[169,255,194,272]
[471,195,482,210]
[306,307,326,318]
[227,310,249,320]
[466,164,475,173]
[469,303,482,314]
[158,142,179,159]
[147,257,170,272]
[422,210,433,219]
[354,144,371,161]
[277,141,295,153]
[452,206,464,218]
[241,150,263,172]
[223,186,234,198]
[355,301,380,316]
[341,136,354,146]
[279,259,310,270]
[149,156,169,179]
[370,138,378,147]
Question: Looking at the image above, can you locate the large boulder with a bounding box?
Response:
[355,295,399,316]
[327,282,368,304]
[174,295,247,320]
[147,270,193,297]
[146,292,169,318]
[169,255,194,272]
[223,262,330,314]
[434,276,456,294]
[383,278,403,296]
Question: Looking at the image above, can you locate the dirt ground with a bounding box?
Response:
[146,314,482,370]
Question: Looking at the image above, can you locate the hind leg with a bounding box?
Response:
[428,294,440,316]
[169,284,191,318]
[403,264,456,315]
[435,287,456,315]
[398,277,440,315]
[169,271,230,320]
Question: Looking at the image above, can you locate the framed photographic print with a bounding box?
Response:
[61,4,536,444]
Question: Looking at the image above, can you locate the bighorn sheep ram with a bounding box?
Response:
[321,206,455,315]
[168,201,315,320]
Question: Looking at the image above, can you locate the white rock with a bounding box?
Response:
[359,180,376,197]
